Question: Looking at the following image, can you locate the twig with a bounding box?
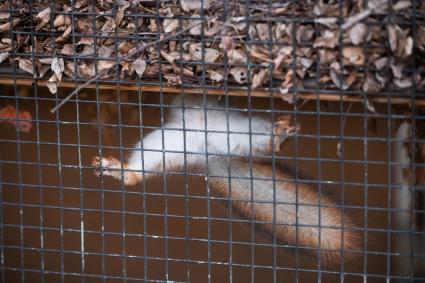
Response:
[50,17,214,113]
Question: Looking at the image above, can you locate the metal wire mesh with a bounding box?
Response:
[0,0,425,282]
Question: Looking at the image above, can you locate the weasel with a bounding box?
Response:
[92,94,361,266]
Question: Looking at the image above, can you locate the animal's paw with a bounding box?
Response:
[91,156,142,186]
[92,156,123,178]
[271,115,301,153]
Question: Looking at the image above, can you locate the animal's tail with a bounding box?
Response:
[207,156,362,266]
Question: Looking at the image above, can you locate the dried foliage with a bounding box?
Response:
[0,0,424,99]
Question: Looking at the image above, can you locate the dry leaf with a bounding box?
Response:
[390,61,404,79]
[393,0,411,10]
[256,23,270,41]
[36,7,51,30]
[313,30,337,48]
[76,37,94,46]
[363,73,382,93]
[374,57,389,70]
[0,105,32,132]
[227,49,247,65]
[51,57,64,78]
[160,50,175,64]
[230,67,248,84]
[77,62,96,79]
[163,18,180,33]
[18,58,35,75]
[342,47,365,65]
[189,20,202,35]
[251,67,269,89]
[364,99,377,113]
[296,25,314,43]
[37,7,51,23]
[46,74,58,94]
[394,77,412,88]
[181,0,211,12]
[0,52,9,64]
[0,13,9,20]
[341,9,372,30]
[349,23,368,45]
[97,46,114,71]
[280,88,296,104]
[330,62,349,90]
[132,59,146,76]
[60,44,74,55]
[0,19,20,32]
[219,36,234,52]
[53,15,65,27]
[164,74,182,85]
[115,3,129,26]
[190,44,220,63]
[315,17,338,29]
[38,64,50,78]
[39,58,53,64]
[207,69,224,82]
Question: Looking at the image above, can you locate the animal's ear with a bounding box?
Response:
[270,115,301,153]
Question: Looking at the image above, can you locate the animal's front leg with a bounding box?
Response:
[92,125,204,185]
[92,156,142,186]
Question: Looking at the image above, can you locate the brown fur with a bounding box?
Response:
[207,157,362,267]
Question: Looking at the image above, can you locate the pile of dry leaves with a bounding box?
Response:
[0,0,424,101]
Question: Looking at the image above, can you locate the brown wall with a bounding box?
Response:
[0,88,404,282]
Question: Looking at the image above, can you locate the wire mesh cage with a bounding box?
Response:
[0,0,425,282]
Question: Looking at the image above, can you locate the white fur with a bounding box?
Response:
[127,95,273,176]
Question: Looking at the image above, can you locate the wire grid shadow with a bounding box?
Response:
[0,0,425,282]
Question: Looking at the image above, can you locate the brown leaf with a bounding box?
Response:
[164,74,182,85]
[364,99,377,114]
[363,73,382,93]
[37,7,51,23]
[190,44,220,63]
[0,52,9,64]
[349,23,368,45]
[0,19,20,32]
[394,77,412,89]
[342,47,365,65]
[230,67,248,84]
[251,67,269,89]
[329,62,355,90]
[97,46,114,71]
[181,0,212,12]
[36,7,51,30]
[51,57,64,79]
[374,57,389,70]
[46,74,58,94]
[315,17,338,29]
[219,36,234,52]
[53,14,65,27]
[207,69,224,82]
[115,3,130,26]
[60,44,74,55]
[18,58,35,75]
[313,30,337,48]
[163,18,180,33]
[77,62,96,79]
[256,23,270,41]
[226,49,247,65]
[132,59,147,77]
[280,88,296,104]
